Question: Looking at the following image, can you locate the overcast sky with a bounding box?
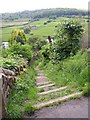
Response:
[0,0,89,13]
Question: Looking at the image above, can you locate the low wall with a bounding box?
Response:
[0,65,27,119]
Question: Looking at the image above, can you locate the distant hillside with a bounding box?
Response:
[1,8,88,21]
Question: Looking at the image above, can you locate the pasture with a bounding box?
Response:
[0,17,68,42]
[0,17,88,44]
[0,20,29,42]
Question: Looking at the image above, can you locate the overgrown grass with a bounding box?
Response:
[40,50,89,96]
[7,66,38,118]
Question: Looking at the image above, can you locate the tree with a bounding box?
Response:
[9,30,26,45]
[41,20,84,63]
[53,20,84,62]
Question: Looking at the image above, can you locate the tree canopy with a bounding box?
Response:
[1,8,87,21]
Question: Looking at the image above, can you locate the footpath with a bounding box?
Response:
[24,67,88,118]
[33,67,82,108]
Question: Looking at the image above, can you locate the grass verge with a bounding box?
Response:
[39,50,89,96]
[7,66,38,118]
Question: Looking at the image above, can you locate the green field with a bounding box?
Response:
[0,17,88,43]
[0,17,67,42]
[31,22,58,36]
[0,26,22,42]
[0,20,29,42]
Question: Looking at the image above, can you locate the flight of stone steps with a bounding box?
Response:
[33,67,82,109]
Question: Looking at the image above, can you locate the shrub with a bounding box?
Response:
[28,35,47,51]
[52,20,84,62]
[9,30,26,45]
[44,22,47,25]
[9,43,32,61]
[41,44,51,61]
[24,26,31,34]
[40,20,83,63]
[0,55,26,70]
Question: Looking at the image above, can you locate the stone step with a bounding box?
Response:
[37,83,55,89]
[36,77,48,84]
[38,86,67,95]
[37,81,52,86]
[36,77,46,80]
[33,92,83,109]
[36,76,45,78]
[38,72,44,76]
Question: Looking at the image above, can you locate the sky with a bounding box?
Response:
[0,0,89,13]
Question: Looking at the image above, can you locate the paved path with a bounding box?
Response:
[29,97,89,118]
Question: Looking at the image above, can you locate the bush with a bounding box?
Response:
[0,55,26,70]
[9,43,33,61]
[41,44,51,61]
[41,20,83,63]
[44,22,47,25]
[52,20,83,62]
[28,35,47,51]
[9,30,26,45]
[24,26,31,34]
